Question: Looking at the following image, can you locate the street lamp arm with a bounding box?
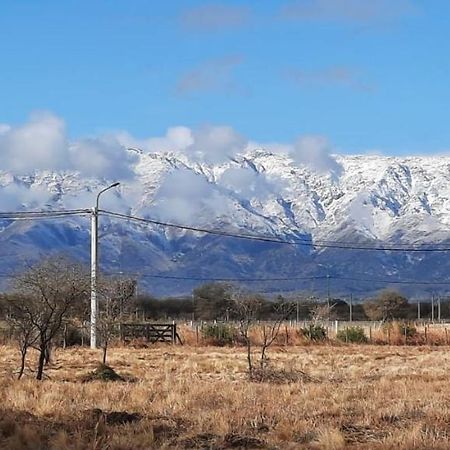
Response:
[96,182,120,210]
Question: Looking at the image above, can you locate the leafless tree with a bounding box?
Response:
[232,291,295,379]
[12,257,89,380]
[3,293,39,379]
[97,276,136,365]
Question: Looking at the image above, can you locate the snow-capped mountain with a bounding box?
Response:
[2,148,450,298]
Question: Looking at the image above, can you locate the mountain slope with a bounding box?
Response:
[1,149,450,297]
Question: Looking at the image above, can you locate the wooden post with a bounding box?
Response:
[404,324,407,346]
[446,328,448,346]
[172,320,176,345]
[425,325,428,344]
[369,326,372,343]
[417,301,420,320]
[387,326,391,345]
[196,325,199,345]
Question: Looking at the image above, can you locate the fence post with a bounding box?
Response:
[404,324,407,346]
[369,326,372,343]
[196,325,199,345]
[172,320,176,345]
[387,326,391,345]
[425,325,428,344]
[446,328,448,346]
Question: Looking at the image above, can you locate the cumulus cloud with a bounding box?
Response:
[152,169,230,224]
[184,125,248,164]
[70,137,137,180]
[0,183,53,210]
[176,55,245,96]
[286,66,374,92]
[280,0,416,24]
[0,124,11,135]
[0,112,136,180]
[115,127,194,153]
[219,167,282,201]
[290,135,342,176]
[0,112,69,172]
[180,4,251,32]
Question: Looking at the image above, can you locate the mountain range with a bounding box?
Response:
[1,148,450,299]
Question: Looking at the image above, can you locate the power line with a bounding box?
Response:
[100,209,450,253]
[106,271,450,286]
[0,209,90,221]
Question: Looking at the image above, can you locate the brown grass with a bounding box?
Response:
[1,343,450,449]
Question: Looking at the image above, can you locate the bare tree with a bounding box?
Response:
[3,294,38,379]
[12,257,89,380]
[232,291,295,379]
[97,276,136,365]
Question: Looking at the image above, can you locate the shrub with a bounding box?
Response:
[398,322,416,338]
[336,326,367,343]
[301,324,327,341]
[202,323,237,346]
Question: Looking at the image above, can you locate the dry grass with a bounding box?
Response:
[1,343,450,449]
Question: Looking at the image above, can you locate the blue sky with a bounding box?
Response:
[0,0,449,155]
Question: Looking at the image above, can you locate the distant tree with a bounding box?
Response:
[363,290,409,322]
[193,283,233,321]
[11,257,89,380]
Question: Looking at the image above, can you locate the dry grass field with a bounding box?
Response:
[1,342,450,449]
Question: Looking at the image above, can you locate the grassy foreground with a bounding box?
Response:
[1,344,450,449]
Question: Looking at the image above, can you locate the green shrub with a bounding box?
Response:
[202,323,237,346]
[336,326,367,343]
[301,324,327,341]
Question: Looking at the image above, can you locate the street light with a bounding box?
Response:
[90,182,120,349]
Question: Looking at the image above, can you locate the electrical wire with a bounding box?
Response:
[100,209,450,252]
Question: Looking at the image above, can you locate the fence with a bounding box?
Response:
[120,322,183,345]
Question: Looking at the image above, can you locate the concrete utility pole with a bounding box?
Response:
[326,273,331,308]
[349,293,353,322]
[90,182,120,349]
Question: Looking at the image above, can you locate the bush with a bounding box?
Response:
[336,326,367,343]
[301,324,327,341]
[202,323,237,346]
[398,322,416,338]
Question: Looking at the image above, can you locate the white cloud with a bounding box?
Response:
[286,66,374,92]
[184,125,248,164]
[152,168,230,224]
[290,135,342,176]
[219,167,282,201]
[0,124,11,135]
[116,126,194,153]
[280,0,416,24]
[176,55,245,96]
[0,112,69,172]
[0,112,137,180]
[70,137,137,180]
[180,4,250,32]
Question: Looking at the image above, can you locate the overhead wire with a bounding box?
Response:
[100,209,450,253]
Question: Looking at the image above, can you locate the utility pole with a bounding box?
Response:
[91,182,120,349]
[326,273,331,308]
[438,295,441,322]
[431,293,435,323]
[349,293,353,322]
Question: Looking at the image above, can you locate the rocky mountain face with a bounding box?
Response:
[1,148,450,298]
